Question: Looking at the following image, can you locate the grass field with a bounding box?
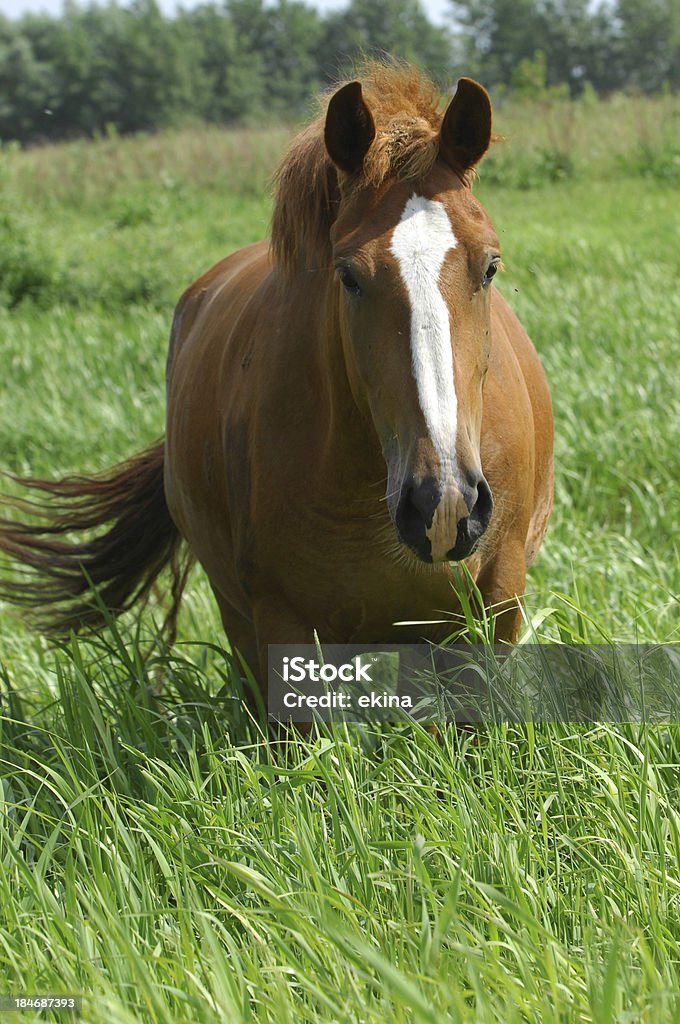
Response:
[0,92,679,1022]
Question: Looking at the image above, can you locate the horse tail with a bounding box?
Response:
[0,440,192,640]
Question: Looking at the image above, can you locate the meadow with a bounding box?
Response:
[0,91,678,1022]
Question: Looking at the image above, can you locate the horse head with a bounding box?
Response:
[325,77,498,564]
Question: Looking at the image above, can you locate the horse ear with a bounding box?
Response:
[439,78,492,175]
[324,81,376,175]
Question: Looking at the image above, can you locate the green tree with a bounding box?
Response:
[226,0,323,118]
[615,0,680,91]
[16,7,98,139]
[105,0,200,132]
[260,0,323,116]
[0,16,53,141]
[319,0,455,84]
[448,0,543,86]
[177,4,259,123]
[536,0,602,89]
[448,0,621,93]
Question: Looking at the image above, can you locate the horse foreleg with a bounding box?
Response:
[210,592,263,712]
[252,596,315,709]
[475,538,527,643]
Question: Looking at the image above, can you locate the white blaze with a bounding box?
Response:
[390,194,459,481]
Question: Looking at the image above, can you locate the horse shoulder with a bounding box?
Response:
[166,241,271,387]
[490,289,552,427]
[489,288,554,567]
[164,241,271,583]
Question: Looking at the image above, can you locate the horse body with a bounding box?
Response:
[0,63,553,693]
[165,187,552,677]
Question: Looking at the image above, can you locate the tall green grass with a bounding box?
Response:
[0,97,678,1021]
[481,178,679,643]
[3,627,680,1022]
[483,90,680,188]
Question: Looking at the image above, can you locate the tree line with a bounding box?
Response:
[1,0,678,144]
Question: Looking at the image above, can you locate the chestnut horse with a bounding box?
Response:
[0,64,553,694]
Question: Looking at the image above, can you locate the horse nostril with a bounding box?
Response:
[445,476,493,561]
[396,486,423,541]
[469,475,493,533]
[404,477,439,528]
[394,476,440,561]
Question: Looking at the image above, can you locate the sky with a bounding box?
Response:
[0,0,452,25]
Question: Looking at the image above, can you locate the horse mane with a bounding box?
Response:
[271,61,453,276]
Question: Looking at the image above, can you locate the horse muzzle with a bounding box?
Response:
[394,473,493,563]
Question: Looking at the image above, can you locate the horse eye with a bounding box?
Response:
[338,266,362,296]
[483,260,499,287]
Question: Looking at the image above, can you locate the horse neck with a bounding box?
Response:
[313,276,386,491]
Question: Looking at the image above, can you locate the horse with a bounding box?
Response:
[0,62,553,700]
